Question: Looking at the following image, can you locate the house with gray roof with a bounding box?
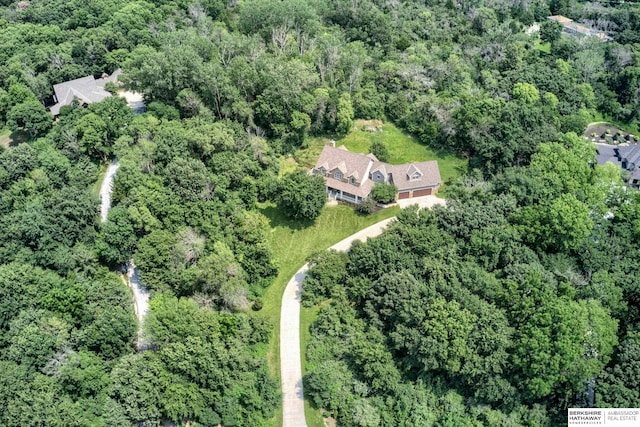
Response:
[312,143,441,204]
[50,69,121,115]
[595,143,640,187]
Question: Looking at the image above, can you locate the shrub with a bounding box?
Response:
[356,197,376,214]
[252,298,263,311]
[371,183,398,204]
[370,140,389,162]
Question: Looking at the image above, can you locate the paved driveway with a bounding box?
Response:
[280,218,395,427]
[395,195,446,210]
[280,198,446,427]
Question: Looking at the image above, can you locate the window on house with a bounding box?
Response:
[334,171,343,180]
[350,177,356,184]
[411,172,422,181]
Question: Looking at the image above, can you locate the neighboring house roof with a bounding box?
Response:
[621,144,640,166]
[595,143,618,166]
[595,142,640,184]
[312,145,441,198]
[50,69,121,115]
[548,15,612,42]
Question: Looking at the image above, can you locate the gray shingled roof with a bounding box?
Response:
[50,69,121,115]
[314,145,374,183]
[621,144,640,166]
[325,176,374,198]
[595,142,640,184]
[595,144,620,166]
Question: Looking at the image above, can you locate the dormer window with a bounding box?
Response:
[334,171,343,180]
[350,177,356,184]
[410,172,422,181]
[318,167,326,176]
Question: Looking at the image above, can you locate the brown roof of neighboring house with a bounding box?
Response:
[548,15,612,42]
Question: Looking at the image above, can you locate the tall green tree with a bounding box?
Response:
[277,170,326,221]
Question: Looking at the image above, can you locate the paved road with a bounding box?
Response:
[280,217,396,427]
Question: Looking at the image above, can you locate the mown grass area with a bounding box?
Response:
[91,162,109,199]
[536,40,551,54]
[264,119,459,425]
[0,128,29,149]
[300,120,467,185]
[258,202,399,426]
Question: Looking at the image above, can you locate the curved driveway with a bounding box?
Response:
[280,217,396,427]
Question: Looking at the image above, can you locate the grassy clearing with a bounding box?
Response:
[91,162,109,199]
[0,128,29,149]
[258,202,399,426]
[301,121,467,185]
[536,41,551,54]
[263,119,459,425]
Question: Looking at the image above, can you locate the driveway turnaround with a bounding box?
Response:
[280,217,396,427]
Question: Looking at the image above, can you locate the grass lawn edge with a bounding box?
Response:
[259,202,399,426]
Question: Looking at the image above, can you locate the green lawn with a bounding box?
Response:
[536,40,551,54]
[0,128,29,149]
[257,202,399,426]
[91,162,109,199]
[262,119,460,425]
[299,120,467,185]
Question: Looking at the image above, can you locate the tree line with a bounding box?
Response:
[303,135,639,425]
[1,0,640,425]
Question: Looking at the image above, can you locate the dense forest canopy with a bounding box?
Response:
[0,0,640,425]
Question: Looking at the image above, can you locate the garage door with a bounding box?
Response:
[413,188,432,197]
[398,191,410,199]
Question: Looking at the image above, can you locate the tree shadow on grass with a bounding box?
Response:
[258,204,315,230]
[0,129,29,149]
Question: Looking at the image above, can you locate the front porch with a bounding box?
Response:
[327,188,362,204]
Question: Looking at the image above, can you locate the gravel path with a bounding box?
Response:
[98,159,149,349]
[280,217,396,427]
[99,160,120,222]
